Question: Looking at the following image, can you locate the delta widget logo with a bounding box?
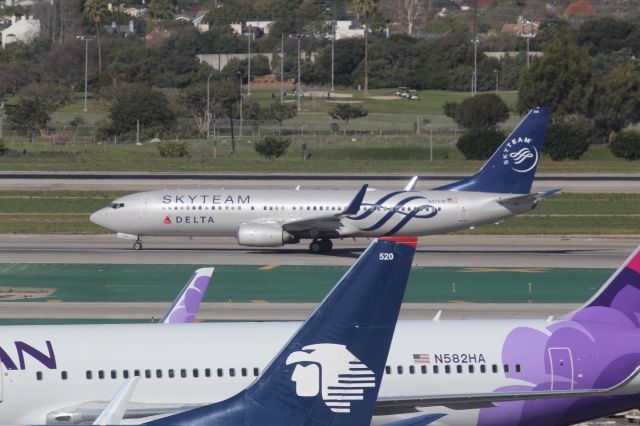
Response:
[163,216,172,224]
[286,343,376,414]
[502,137,538,173]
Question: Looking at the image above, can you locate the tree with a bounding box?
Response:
[586,64,640,141]
[352,0,376,95]
[328,103,368,133]
[83,0,106,73]
[456,128,506,160]
[454,94,509,129]
[442,101,458,120]
[518,27,592,115]
[148,0,175,20]
[544,123,590,161]
[108,85,176,136]
[267,102,297,134]
[610,130,640,160]
[180,83,210,135]
[577,17,640,56]
[254,136,291,159]
[210,80,241,153]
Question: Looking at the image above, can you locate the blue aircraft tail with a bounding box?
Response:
[435,106,552,194]
[147,236,417,426]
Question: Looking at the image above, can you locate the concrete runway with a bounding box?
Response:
[0,302,578,321]
[3,173,640,192]
[1,234,637,268]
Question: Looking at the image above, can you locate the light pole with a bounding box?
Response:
[494,69,499,93]
[297,35,301,111]
[471,37,479,96]
[331,20,335,93]
[206,73,213,139]
[76,35,95,112]
[523,18,533,69]
[280,33,284,103]
[247,25,251,96]
[0,102,4,139]
[428,123,433,162]
[238,71,243,138]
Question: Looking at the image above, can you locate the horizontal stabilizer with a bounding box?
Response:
[404,176,419,191]
[496,188,560,206]
[376,365,640,415]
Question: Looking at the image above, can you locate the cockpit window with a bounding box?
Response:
[108,202,125,209]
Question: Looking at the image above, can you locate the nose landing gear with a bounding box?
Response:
[133,239,143,250]
[309,239,333,253]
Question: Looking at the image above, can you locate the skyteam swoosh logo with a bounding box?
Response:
[502,137,539,174]
[348,193,437,235]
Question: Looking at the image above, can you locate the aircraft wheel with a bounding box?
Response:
[320,239,333,252]
[133,241,143,250]
[309,240,322,254]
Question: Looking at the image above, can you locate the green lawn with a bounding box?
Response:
[2,191,640,235]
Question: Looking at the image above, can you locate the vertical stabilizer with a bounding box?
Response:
[569,245,640,326]
[148,237,417,426]
[160,268,213,324]
[434,107,551,194]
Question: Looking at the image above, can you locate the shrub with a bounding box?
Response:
[254,136,290,159]
[610,130,640,160]
[0,139,6,156]
[158,140,188,158]
[455,94,509,129]
[456,128,506,160]
[544,123,590,161]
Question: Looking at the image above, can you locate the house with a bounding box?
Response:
[501,16,540,36]
[230,21,272,38]
[1,15,40,47]
[123,7,141,18]
[334,20,364,40]
[105,20,139,36]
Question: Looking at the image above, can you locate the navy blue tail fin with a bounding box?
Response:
[435,106,551,194]
[149,237,417,426]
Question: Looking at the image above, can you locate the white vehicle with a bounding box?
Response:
[90,108,554,253]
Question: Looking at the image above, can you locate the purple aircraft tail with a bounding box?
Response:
[568,245,640,326]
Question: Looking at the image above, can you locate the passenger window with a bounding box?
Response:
[134,370,140,377]
[397,366,403,375]
[456,365,462,374]
[263,206,267,210]
[180,369,187,378]
[111,370,117,379]
[409,366,415,374]
[61,371,68,380]
[230,368,236,377]
[156,369,162,378]
[480,365,486,373]
[145,370,151,379]
[469,365,474,374]
[241,368,247,377]
[492,365,498,373]
[251,206,255,211]
[36,371,43,381]
[433,366,439,374]
[98,370,105,379]
[168,369,175,378]
[217,368,224,377]
[86,370,92,380]
[445,365,451,374]
[123,370,129,379]
[205,368,211,378]
[421,365,427,374]
[504,365,510,373]
[253,368,259,377]
[516,364,522,373]
[385,366,391,375]
[193,369,199,378]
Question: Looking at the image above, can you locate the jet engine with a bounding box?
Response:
[236,223,299,247]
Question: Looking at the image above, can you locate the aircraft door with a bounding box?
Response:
[457,198,469,221]
[548,347,574,390]
[141,196,152,220]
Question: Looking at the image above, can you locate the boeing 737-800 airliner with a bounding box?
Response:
[90,107,555,252]
[2,239,640,425]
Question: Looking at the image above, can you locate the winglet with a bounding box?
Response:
[342,184,369,216]
[161,268,213,324]
[93,377,140,425]
[403,176,419,191]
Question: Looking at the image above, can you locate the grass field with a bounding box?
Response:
[1,191,640,235]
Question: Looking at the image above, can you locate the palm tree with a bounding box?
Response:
[83,0,106,73]
[352,0,375,96]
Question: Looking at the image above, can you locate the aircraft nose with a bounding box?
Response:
[90,209,108,227]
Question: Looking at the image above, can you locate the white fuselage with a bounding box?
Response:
[0,320,555,425]
[90,189,532,242]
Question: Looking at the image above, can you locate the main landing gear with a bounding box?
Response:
[133,238,143,250]
[309,239,333,254]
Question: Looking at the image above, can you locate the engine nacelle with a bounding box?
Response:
[236,223,298,247]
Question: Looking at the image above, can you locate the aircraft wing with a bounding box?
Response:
[280,184,368,233]
[93,378,139,425]
[375,365,640,414]
[496,189,560,206]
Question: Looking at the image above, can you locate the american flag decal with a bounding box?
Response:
[413,354,430,364]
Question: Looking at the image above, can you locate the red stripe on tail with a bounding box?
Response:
[378,237,418,248]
